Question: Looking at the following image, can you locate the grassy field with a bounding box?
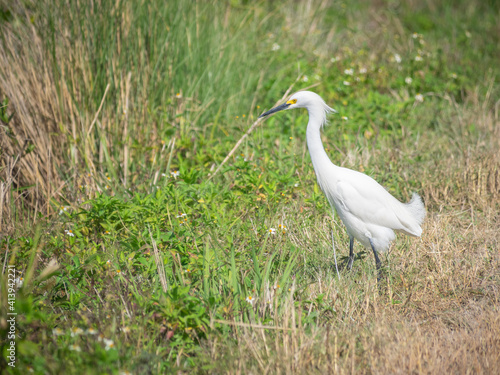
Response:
[1,0,499,373]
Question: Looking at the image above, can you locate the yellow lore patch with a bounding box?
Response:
[286,99,297,105]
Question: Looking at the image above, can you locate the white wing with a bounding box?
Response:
[330,168,422,236]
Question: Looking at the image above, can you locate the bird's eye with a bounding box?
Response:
[287,99,297,105]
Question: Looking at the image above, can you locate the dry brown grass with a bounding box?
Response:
[0,8,67,231]
[202,205,499,374]
[0,4,120,232]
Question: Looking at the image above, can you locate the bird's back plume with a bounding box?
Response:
[406,193,426,225]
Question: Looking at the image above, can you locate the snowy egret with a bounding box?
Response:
[259,91,425,279]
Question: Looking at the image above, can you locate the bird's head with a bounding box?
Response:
[259,91,337,122]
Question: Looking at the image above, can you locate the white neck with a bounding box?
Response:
[306,106,336,178]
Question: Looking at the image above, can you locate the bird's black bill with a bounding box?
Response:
[259,102,290,118]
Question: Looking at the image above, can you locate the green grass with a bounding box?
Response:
[1,0,499,373]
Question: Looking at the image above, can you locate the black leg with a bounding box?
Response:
[347,236,354,270]
[369,239,382,282]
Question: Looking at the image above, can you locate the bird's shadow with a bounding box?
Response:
[304,250,370,277]
[335,250,368,272]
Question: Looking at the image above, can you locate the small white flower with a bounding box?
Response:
[245,296,254,305]
[104,338,115,351]
[70,327,84,337]
[344,68,354,75]
[412,32,419,39]
[465,31,471,38]
[59,206,70,215]
[405,77,413,85]
[69,344,81,352]
[52,328,64,336]
[301,75,309,82]
[342,116,348,121]
[294,183,299,187]
[176,213,187,218]
[161,173,166,177]
[175,93,182,99]
[170,170,180,178]
[415,55,423,62]
[86,328,98,335]
[121,326,131,333]
[415,94,424,102]
[268,228,276,235]
[343,81,350,86]
[330,56,340,63]
[64,229,75,237]
[14,277,23,288]
[278,224,287,233]
[394,54,402,63]
[271,43,280,51]
[359,67,367,74]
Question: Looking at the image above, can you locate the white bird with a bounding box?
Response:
[259,91,425,279]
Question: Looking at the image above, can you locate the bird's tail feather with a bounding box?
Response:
[406,193,426,225]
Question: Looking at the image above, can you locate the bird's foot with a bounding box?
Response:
[338,255,355,272]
